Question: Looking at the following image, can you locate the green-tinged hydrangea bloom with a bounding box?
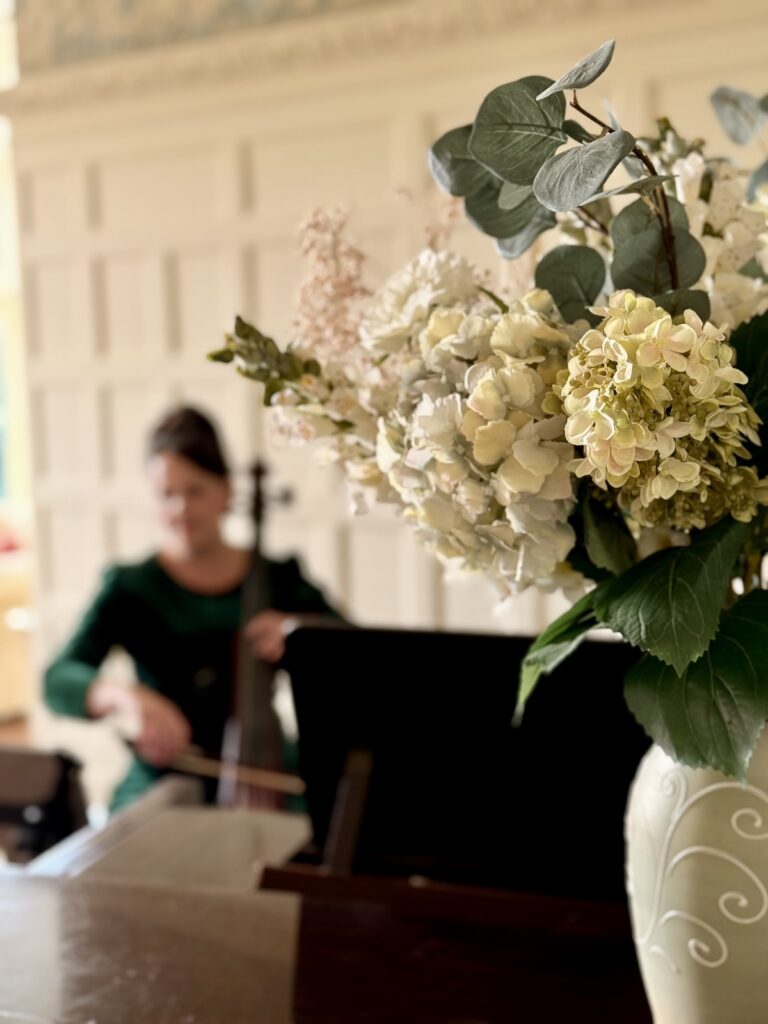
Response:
[558,289,767,530]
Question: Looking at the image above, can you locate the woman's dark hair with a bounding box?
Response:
[147,406,230,478]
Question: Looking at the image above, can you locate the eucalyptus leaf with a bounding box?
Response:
[465,181,545,239]
[582,495,635,575]
[762,95,768,114]
[498,181,533,210]
[610,195,688,249]
[469,76,567,185]
[653,289,711,322]
[495,206,556,259]
[739,258,767,281]
[711,86,764,145]
[583,174,673,204]
[517,582,609,717]
[593,516,750,675]
[536,40,615,100]
[533,130,635,213]
[429,125,496,198]
[534,244,605,323]
[611,224,706,294]
[747,158,768,201]
[563,119,597,144]
[625,590,768,779]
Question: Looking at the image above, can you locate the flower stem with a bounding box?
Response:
[569,93,680,289]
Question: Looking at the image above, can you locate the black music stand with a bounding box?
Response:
[274,625,648,903]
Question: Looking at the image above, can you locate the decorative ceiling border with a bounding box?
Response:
[4,0,702,117]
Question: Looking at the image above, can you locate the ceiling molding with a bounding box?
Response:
[4,0,702,118]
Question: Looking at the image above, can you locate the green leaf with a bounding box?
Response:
[583,174,673,204]
[429,125,496,198]
[536,40,616,100]
[498,181,533,210]
[534,244,605,323]
[518,582,609,716]
[563,119,597,144]
[625,590,768,779]
[594,516,751,675]
[740,257,767,281]
[582,494,636,576]
[653,289,711,323]
[747,158,768,201]
[208,347,235,363]
[469,76,567,186]
[611,224,706,294]
[610,195,688,249]
[465,181,546,239]
[711,86,764,145]
[761,95,768,115]
[495,206,556,259]
[533,130,636,213]
[730,311,768,432]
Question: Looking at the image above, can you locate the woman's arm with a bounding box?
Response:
[44,567,191,766]
[44,567,126,718]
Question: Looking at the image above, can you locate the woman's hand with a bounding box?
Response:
[244,610,297,664]
[87,679,191,768]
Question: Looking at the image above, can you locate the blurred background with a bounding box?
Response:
[0,0,766,808]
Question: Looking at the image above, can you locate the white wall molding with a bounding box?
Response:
[4,0,708,116]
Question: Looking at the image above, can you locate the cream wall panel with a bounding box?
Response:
[8,0,768,682]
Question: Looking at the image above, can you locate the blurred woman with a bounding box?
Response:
[44,406,340,809]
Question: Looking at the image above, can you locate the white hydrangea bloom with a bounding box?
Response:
[360,249,480,353]
[673,153,768,328]
[371,296,583,595]
[559,290,766,530]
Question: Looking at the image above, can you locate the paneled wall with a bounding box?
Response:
[8,0,768,671]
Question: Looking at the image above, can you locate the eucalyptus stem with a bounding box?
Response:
[569,92,680,290]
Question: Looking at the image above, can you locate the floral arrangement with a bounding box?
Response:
[212,41,768,781]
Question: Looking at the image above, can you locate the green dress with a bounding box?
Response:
[44,554,338,810]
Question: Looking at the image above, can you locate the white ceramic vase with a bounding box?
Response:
[625,729,768,1023]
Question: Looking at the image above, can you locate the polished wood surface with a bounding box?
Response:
[0,876,298,1024]
[0,872,652,1023]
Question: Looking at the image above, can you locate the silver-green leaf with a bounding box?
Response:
[711,86,764,145]
[498,181,533,209]
[495,206,556,259]
[533,130,635,213]
[429,125,496,198]
[653,289,711,323]
[583,174,673,204]
[465,182,544,239]
[534,244,605,323]
[537,40,616,100]
[612,224,706,294]
[469,76,567,185]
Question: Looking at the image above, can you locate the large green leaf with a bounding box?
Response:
[469,76,567,185]
[611,224,706,294]
[625,590,768,779]
[534,244,605,323]
[518,582,609,717]
[429,125,496,198]
[465,181,546,239]
[582,494,636,576]
[495,206,556,259]
[537,40,616,100]
[731,311,768,423]
[594,516,751,674]
[653,289,711,323]
[610,195,688,249]
[711,86,764,145]
[533,130,635,213]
